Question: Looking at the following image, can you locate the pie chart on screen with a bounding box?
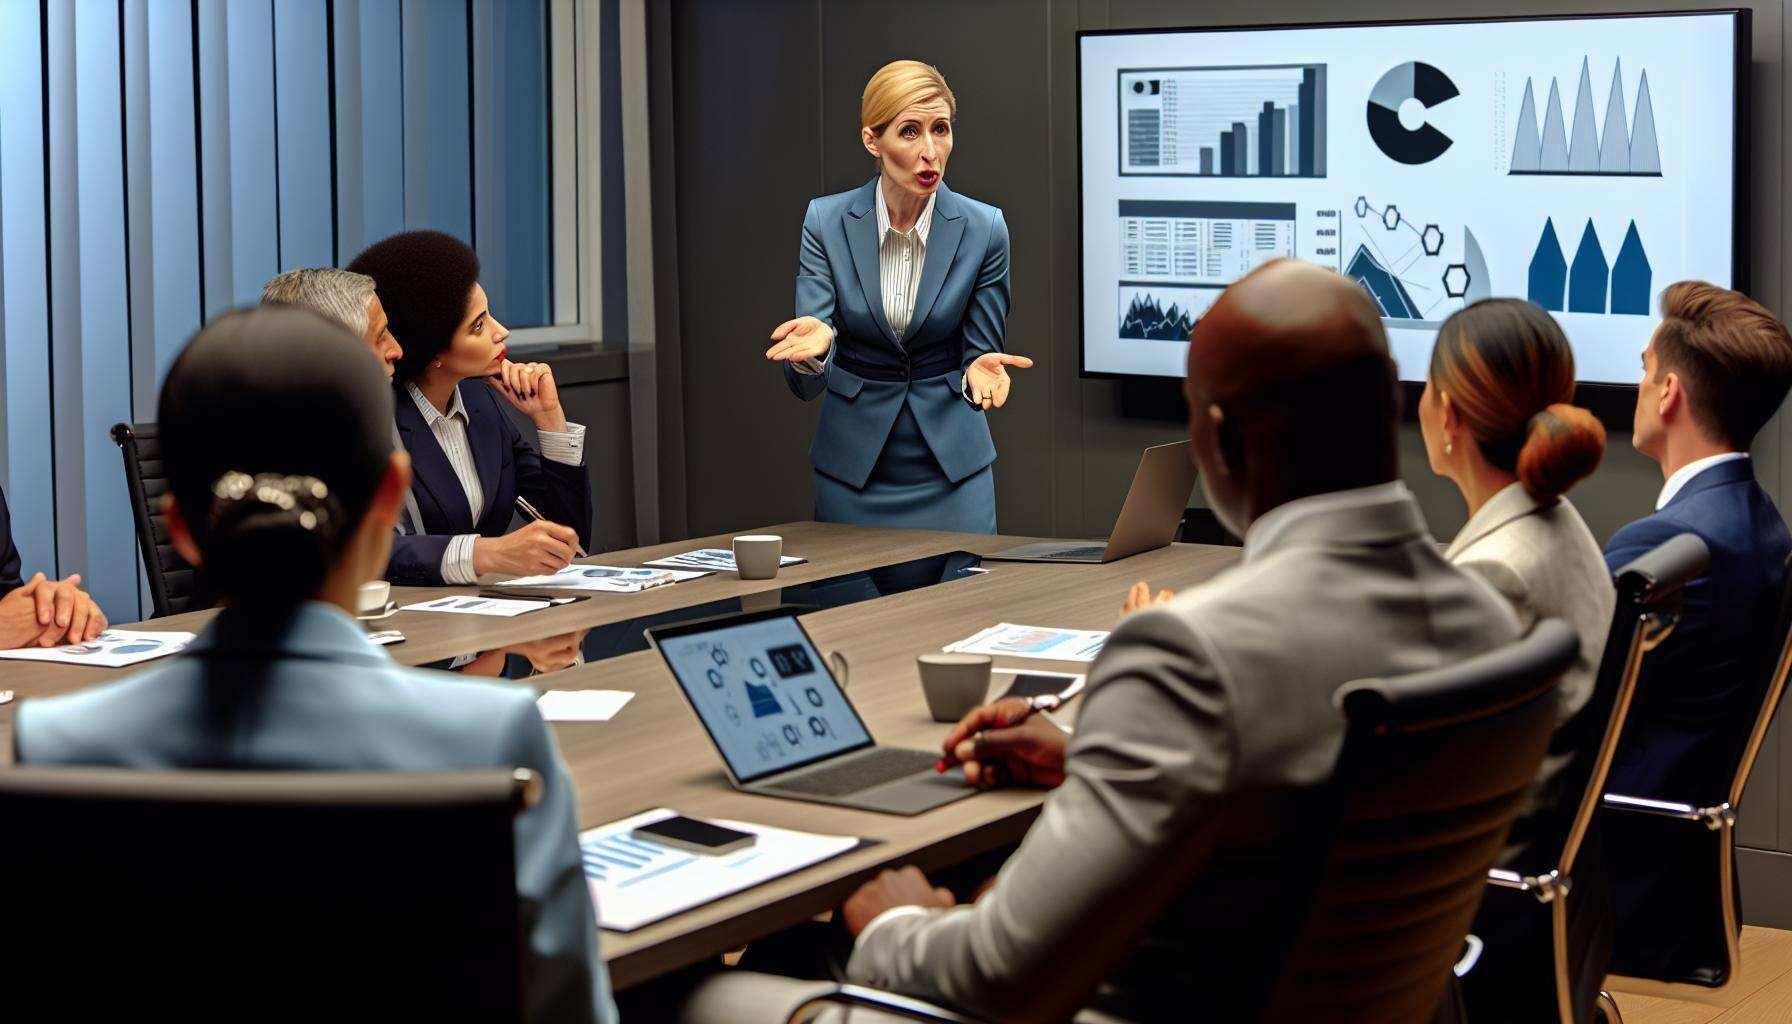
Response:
[1366,61,1459,165]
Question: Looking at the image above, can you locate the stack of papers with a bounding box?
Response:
[643,549,807,572]
[0,630,195,668]
[495,566,700,593]
[582,808,860,931]
[537,690,634,721]
[945,623,1110,663]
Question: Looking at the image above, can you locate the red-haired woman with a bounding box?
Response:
[1420,296,1614,1024]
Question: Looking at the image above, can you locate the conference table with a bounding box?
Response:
[0,521,1238,989]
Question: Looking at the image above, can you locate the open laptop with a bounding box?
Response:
[984,440,1198,564]
[645,607,973,815]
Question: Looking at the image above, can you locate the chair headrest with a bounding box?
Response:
[1334,618,1578,728]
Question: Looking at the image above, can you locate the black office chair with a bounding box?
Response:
[0,766,537,1021]
[112,421,204,617]
[775,621,1579,1024]
[1456,533,1708,1024]
[1598,548,1792,1000]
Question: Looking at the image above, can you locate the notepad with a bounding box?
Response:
[401,595,556,617]
[643,549,807,573]
[495,566,699,592]
[537,690,634,722]
[582,808,859,931]
[944,623,1109,663]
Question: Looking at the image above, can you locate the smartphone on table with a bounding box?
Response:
[630,815,757,856]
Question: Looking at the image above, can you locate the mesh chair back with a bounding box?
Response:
[112,421,204,617]
[1260,620,1579,1024]
[0,767,532,1021]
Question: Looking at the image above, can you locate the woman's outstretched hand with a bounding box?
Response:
[766,316,834,364]
[965,352,1035,410]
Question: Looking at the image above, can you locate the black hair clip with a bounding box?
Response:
[209,471,342,535]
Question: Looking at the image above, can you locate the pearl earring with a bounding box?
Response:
[1445,441,1454,456]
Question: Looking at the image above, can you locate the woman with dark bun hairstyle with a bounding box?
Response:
[348,229,595,588]
[13,307,616,1024]
[1419,297,1614,1024]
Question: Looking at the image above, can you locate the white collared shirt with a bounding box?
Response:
[405,383,586,584]
[1656,452,1749,510]
[1242,481,1414,561]
[793,185,936,375]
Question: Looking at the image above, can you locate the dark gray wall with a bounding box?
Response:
[656,0,1792,920]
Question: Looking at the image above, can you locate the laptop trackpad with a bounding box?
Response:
[861,771,974,815]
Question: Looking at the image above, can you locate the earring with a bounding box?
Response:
[1445,440,1454,456]
[432,359,442,368]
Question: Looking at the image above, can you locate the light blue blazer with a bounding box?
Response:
[787,177,1011,489]
[14,601,616,1024]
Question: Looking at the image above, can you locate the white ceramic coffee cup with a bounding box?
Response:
[733,535,783,580]
[356,580,391,617]
[917,653,993,723]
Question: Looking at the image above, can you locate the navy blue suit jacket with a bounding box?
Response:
[785,178,1010,489]
[388,381,595,586]
[1603,457,1791,802]
[0,486,21,595]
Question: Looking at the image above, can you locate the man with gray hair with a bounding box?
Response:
[261,267,402,379]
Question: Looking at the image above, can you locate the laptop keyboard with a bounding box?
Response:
[1057,545,1106,560]
[764,747,941,798]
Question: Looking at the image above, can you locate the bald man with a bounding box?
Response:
[678,262,1523,1023]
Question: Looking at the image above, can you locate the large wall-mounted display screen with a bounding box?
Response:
[1078,12,1745,384]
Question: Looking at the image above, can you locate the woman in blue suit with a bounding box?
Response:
[348,231,594,586]
[765,60,1032,534]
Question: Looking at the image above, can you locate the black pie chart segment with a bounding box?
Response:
[1366,61,1458,165]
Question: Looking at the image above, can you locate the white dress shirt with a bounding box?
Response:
[406,383,587,585]
[793,186,981,405]
[1656,452,1750,510]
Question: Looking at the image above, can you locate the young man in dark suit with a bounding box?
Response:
[1603,281,1792,977]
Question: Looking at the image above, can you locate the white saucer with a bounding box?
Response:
[356,601,399,622]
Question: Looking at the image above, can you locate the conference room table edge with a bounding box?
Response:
[0,521,1241,991]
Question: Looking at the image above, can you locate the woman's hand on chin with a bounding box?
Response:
[765,316,834,364]
[490,359,567,431]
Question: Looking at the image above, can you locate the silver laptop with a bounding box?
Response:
[985,440,1198,564]
[646,607,973,816]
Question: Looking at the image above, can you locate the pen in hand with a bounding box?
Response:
[515,496,587,558]
[934,694,1064,787]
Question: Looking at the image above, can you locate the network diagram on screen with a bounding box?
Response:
[1079,13,1741,384]
[658,618,872,782]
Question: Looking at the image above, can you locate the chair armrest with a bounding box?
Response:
[1486,867,1570,903]
[1454,934,1485,979]
[784,984,991,1024]
[1602,793,1735,831]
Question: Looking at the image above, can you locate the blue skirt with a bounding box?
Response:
[813,402,996,534]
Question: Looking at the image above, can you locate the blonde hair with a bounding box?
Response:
[861,60,956,134]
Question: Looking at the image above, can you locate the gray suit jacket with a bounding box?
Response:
[1445,483,1615,870]
[845,484,1521,1022]
[14,601,616,1024]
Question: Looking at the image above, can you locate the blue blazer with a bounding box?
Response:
[787,178,1011,489]
[1603,458,1792,802]
[389,380,595,586]
[13,601,617,1024]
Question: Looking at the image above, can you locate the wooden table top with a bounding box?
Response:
[0,522,1239,988]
